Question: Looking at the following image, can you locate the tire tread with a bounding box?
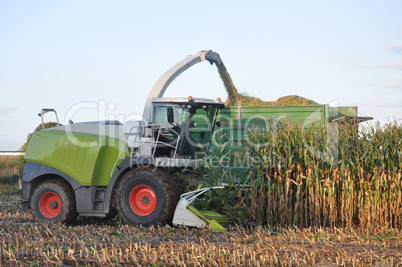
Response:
[31,179,78,224]
[116,168,179,225]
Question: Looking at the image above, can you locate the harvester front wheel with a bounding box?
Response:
[31,179,78,224]
[116,169,178,225]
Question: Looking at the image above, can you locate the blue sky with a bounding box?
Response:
[1,0,401,150]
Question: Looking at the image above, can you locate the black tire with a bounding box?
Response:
[31,179,78,224]
[116,168,179,225]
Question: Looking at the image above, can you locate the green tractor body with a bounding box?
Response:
[25,123,129,186]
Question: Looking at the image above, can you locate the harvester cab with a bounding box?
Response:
[126,96,224,159]
[22,50,231,230]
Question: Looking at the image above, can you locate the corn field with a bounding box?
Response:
[201,121,402,229]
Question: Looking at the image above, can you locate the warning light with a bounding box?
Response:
[217,97,222,102]
[188,96,194,102]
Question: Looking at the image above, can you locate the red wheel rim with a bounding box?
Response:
[39,192,62,218]
[129,185,157,216]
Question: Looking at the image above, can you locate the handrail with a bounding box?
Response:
[111,123,182,177]
[38,109,61,129]
[152,125,181,158]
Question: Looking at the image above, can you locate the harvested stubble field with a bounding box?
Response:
[0,207,401,266]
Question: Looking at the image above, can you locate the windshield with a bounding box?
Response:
[154,104,190,126]
[152,103,219,158]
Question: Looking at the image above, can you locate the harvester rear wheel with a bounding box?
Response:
[116,168,179,225]
[31,179,78,224]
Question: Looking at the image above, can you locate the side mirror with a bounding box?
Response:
[167,107,174,124]
[215,121,221,127]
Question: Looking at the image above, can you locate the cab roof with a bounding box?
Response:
[151,97,225,109]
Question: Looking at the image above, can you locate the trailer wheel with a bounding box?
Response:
[31,179,78,224]
[116,169,178,225]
